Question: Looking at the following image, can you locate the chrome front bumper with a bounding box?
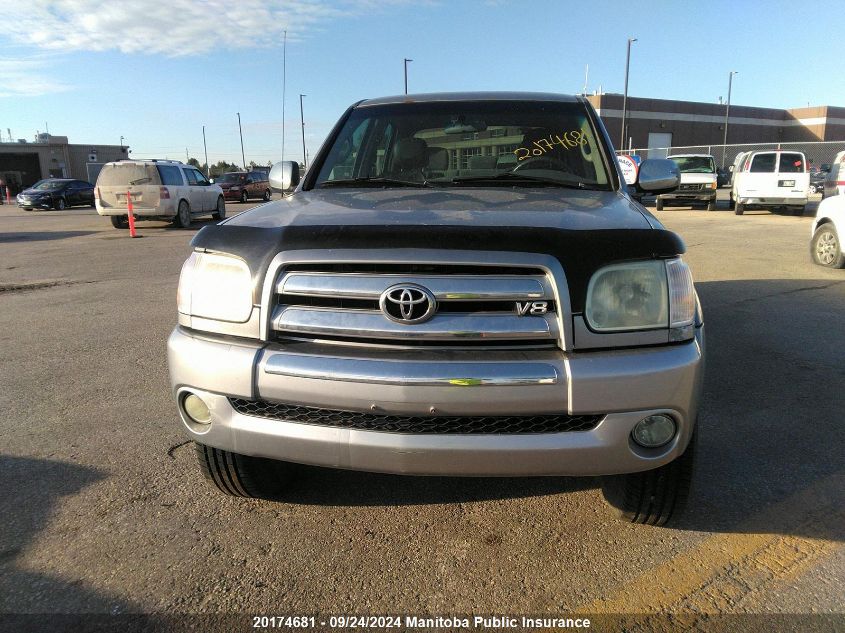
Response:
[167,326,705,476]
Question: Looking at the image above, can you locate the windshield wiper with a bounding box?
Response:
[318,177,435,188]
[447,172,595,189]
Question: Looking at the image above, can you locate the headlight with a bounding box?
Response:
[586,258,694,332]
[177,252,253,322]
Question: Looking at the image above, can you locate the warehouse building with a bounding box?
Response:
[0,134,128,195]
[586,94,845,152]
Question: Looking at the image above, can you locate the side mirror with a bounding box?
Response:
[269,161,301,193]
[635,159,680,194]
[209,178,215,183]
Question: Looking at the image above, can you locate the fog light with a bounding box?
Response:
[183,393,211,424]
[632,414,676,448]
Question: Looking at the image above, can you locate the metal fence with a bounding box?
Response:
[616,140,845,170]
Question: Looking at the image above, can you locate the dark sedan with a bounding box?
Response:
[16,179,95,210]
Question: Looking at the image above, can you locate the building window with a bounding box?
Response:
[460,147,482,169]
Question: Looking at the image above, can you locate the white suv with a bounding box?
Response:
[811,195,845,268]
[95,160,225,229]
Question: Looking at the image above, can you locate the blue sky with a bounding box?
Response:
[1,0,837,167]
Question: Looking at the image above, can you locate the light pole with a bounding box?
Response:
[721,71,738,168]
[202,125,209,177]
[404,58,413,95]
[281,29,287,164]
[620,37,637,150]
[120,135,124,150]
[237,112,246,169]
[299,94,307,171]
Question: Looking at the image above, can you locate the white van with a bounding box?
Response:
[95,159,225,229]
[656,154,718,211]
[730,150,809,216]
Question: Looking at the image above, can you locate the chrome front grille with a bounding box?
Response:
[270,264,560,347]
[677,183,703,191]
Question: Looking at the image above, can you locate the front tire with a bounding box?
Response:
[240,189,248,203]
[601,431,697,526]
[811,224,845,268]
[194,443,294,499]
[54,197,66,211]
[263,189,271,202]
[655,198,664,211]
[173,200,191,228]
[110,215,129,229]
[735,202,745,215]
[212,196,226,220]
[706,199,716,211]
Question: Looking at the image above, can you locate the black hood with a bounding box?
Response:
[192,188,684,313]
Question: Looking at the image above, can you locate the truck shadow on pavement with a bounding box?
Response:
[671,278,845,539]
[283,465,595,506]
[0,456,154,625]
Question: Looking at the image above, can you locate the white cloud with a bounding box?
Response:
[0,56,71,97]
[4,0,399,56]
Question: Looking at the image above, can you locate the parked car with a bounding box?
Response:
[656,154,718,211]
[810,195,845,268]
[729,150,809,215]
[214,171,271,203]
[168,92,704,527]
[810,170,826,195]
[16,178,94,210]
[95,159,225,229]
[823,151,845,199]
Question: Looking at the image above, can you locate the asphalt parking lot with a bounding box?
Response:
[1,195,843,625]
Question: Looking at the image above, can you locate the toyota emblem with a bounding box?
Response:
[379,284,437,324]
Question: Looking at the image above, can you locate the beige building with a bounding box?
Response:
[0,133,128,195]
[586,94,845,151]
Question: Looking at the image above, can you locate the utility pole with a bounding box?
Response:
[281,29,287,164]
[404,58,413,95]
[120,135,124,150]
[185,147,189,163]
[237,112,246,169]
[620,37,637,150]
[583,64,589,95]
[299,94,307,171]
[721,71,738,168]
[202,125,209,177]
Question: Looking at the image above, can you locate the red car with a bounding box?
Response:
[214,171,271,203]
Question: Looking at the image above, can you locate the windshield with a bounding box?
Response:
[313,100,611,189]
[670,156,715,174]
[217,173,246,183]
[32,180,67,190]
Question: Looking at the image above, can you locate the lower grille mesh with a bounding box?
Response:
[228,398,602,434]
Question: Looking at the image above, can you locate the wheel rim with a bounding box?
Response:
[217,198,225,217]
[180,203,189,225]
[816,231,838,265]
[241,191,247,203]
[58,199,65,210]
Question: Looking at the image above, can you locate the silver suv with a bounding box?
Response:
[168,92,703,525]
[96,159,225,229]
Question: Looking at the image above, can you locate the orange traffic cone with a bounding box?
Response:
[126,190,138,238]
